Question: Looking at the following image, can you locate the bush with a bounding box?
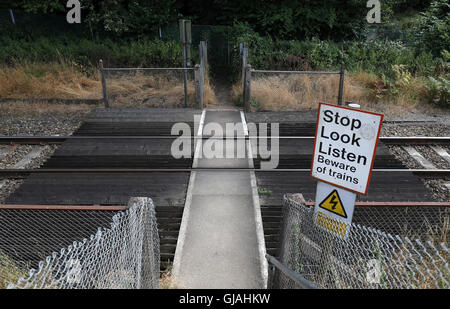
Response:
[0,34,183,68]
[426,76,450,107]
[229,23,438,79]
[416,0,450,57]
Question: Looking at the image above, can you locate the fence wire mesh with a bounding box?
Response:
[353,206,449,243]
[247,72,342,112]
[1,197,160,289]
[102,69,195,108]
[271,195,449,289]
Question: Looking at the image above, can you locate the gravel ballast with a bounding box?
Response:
[382,121,450,202]
[0,109,90,202]
[0,115,85,136]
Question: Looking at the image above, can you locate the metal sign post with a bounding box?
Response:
[311,102,383,237]
[312,103,383,285]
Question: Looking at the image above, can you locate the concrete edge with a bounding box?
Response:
[172,170,196,284]
[172,109,205,284]
[240,111,249,136]
[206,108,240,112]
[197,109,206,137]
[242,112,269,289]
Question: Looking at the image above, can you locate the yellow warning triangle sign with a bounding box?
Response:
[319,190,347,218]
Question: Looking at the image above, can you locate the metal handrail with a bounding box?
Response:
[252,69,339,75]
[102,67,194,71]
[243,63,346,111]
[98,59,195,108]
[265,254,319,289]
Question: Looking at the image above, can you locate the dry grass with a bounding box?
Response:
[203,67,218,106]
[234,74,348,111]
[0,62,217,108]
[0,62,100,99]
[0,252,27,289]
[105,72,196,108]
[236,71,443,117]
[160,265,182,289]
[348,70,438,117]
[0,101,93,117]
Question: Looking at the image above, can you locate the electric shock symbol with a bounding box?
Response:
[318,190,347,218]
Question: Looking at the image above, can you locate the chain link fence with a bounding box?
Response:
[353,206,449,243]
[0,197,160,289]
[269,195,449,289]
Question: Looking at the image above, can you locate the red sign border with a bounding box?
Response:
[310,102,384,195]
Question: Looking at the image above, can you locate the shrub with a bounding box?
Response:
[230,23,437,79]
[426,76,450,107]
[0,35,183,68]
[415,0,450,57]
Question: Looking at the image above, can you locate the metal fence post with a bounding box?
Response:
[204,41,208,67]
[194,64,203,109]
[242,47,248,92]
[180,20,189,108]
[244,65,252,113]
[9,9,15,24]
[99,59,109,108]
[200,41,207,68]
[337,63,345,106]
[201,62,205,107]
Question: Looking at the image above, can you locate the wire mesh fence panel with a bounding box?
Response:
[102,69,195,108]
[353,206,450,243]
[248,73,341,112]
[1,197,160,289]
[272,195,449,289]
[161,23,231,67]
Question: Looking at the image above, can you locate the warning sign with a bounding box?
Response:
[314,181,356,239]
[319,190,347,218]
[311,102,383,195]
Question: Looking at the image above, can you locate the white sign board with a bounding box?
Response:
[311,102,383,195]
[314,181,356,239]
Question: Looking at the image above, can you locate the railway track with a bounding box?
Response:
[1,135,450,144]
[1,135,449,178]
[1,113,449,273]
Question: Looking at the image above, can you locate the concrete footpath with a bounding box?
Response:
[174,110,265,289]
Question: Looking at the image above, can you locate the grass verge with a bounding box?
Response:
[0,252,27,289]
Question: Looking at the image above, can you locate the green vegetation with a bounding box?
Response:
[226,0,449,108]
[230,24,439,77]
[258,188,272,195]
[0,252,27,289]
[0,1,447,108]
[0,35,183,68]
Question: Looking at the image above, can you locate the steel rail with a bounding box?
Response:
[252,69,339,75]
[1,201,448,210]
[0,168,448,178]
[304,201,450,207]
[0,204,128,211]
[102,67,194,71]
[1,136,449,144]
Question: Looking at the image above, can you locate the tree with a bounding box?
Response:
[177,0,367,41]
[417,0,450,56]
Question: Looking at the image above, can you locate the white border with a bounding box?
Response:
[172,109,205,283]
[242,111,269,289]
